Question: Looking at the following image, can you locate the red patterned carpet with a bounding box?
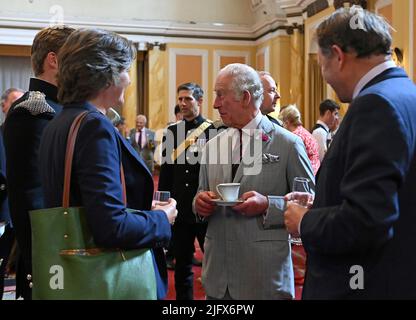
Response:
[164,241,205,300]
[163,240,304,300]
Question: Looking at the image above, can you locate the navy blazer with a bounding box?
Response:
[39,102,171,299]
[301,68,416,299]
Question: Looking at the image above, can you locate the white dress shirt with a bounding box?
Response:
[230,111,263,162]
[353,60,397,99]
[135,128,146,148]
[312,120,330,162]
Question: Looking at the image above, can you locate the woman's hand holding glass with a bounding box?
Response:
[153,191,177,225]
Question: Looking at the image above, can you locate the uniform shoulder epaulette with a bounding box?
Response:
[14,91,55,116]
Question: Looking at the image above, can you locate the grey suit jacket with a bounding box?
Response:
[195,115,315,300]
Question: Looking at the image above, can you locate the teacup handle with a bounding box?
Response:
[216,185,223,199]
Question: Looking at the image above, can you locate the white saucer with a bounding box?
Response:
[212,199,244,206]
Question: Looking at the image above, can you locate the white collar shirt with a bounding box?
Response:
[352,60,396,99]
[231,110,263,155]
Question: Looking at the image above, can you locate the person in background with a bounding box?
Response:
[327,116,341,147]
[284,6,416,299]
[39,28,177,300]
[279,104,320,175]
[130,114,156,174]
[311,99,340,162]
[114,117,129,141]
[1,88,24,123]
[258,71,282,126]
[3,26,75,300]
[174,104,183,122]
[159,82,216,300]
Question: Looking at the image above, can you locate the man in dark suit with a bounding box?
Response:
[3,26,75,300]
[284,6,416,299]
[158,82,220,300]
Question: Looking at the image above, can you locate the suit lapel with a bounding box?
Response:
[117,129,152,178]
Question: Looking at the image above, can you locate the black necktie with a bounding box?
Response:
[232,129,242,180]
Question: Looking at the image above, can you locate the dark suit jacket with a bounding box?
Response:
[39,102,171,299]
[301,67,416,299]
[0,133,9,224]
[3,78,62,299]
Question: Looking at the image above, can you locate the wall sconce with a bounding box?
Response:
[147,42,166,51]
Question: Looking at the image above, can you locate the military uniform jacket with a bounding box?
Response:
[158,114,219,224]
[3,78,62,299]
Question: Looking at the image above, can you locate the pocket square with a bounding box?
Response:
[262,153,280,163]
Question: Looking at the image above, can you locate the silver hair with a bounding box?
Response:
[219,63,264,108]
[279,104,302,126]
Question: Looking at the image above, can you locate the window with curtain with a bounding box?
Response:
[0,56,33,123]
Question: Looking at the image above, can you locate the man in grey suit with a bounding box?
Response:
[194,63,314,300]
[129,114,156,173]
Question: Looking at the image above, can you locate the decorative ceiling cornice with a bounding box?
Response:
[0,0,367,46]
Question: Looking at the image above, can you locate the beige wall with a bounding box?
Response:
[148,49,169,130]
[145,29,309,130]
[304,6,335,129]
[150,42,257,130]
[392,0,413,78]
[176,55,203,88]
[379,4,393,24]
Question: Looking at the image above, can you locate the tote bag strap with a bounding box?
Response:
[62,111,127,208]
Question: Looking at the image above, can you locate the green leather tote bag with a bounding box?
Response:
[30,111,157,300]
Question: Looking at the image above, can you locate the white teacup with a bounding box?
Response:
[216,183,240,202]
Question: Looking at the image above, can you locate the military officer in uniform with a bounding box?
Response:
[3,26,75,299]
[158,82,223,300]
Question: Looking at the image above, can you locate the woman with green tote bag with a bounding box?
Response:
[31,29,177,300]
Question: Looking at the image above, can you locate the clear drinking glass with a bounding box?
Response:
[289,177,311,246]
[153,191,170,203]
[106,107,121,126]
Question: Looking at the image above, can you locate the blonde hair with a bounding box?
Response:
[278,104,302,126]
